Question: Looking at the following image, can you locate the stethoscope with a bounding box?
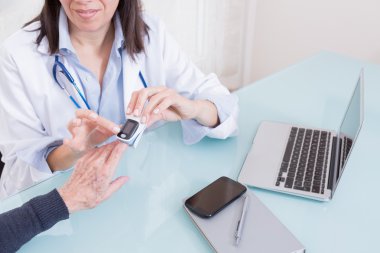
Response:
[52,55,148,110]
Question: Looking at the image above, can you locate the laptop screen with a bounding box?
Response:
[333,72,364,190]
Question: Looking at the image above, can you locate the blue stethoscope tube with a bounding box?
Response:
[52,55,148,110]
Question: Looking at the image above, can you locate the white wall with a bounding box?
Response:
[0,0,44,42]
[251,0,380,82]
[143,0,257,90]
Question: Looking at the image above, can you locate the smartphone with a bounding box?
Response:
[185,176,247,218]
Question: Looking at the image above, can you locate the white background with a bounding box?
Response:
[251,0,380,81]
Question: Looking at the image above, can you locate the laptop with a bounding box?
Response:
[184,190,305,252]
[238,71,364,201]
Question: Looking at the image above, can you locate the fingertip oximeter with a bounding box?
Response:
[116,116,146,148]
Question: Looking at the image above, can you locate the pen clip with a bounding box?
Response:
[235,195,249,246]
[235,220,241,237]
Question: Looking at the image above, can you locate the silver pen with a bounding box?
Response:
[235,195,249,246]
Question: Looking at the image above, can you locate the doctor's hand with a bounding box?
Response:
[127,86,220,128]
[64,109,121,157]
[58,141,128,213]
[47,110,121,172]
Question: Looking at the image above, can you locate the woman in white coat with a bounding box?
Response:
[0,0,238,198]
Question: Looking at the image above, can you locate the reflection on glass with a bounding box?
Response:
[336,78,362,181]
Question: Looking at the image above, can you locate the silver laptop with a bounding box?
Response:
[238,71,364,201]
[184,190,305,252]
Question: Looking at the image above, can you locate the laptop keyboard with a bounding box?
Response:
[336,135,353,181]
[275,127,331,194]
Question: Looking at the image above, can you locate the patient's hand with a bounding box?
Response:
[58,141,128,213]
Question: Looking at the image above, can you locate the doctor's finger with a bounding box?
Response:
[85,122,115,137]
[145,113,162,127]
[129,86,167,116]
[94,126,113,136]
[63,138,74,149]
[126,90,140,115]
[75,109,97,120]
[67,118,82,134]
[76,110,121,134]
[147,108,181,126]
[141,89,176,118]
[151,97,179,119]
[63,138,86,154]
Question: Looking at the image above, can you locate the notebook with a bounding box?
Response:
[184,190,305,253]
[238,71,364,201]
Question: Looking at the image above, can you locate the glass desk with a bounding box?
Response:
[1,52,379,252]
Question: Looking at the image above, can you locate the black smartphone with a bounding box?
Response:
[185,176,247,218]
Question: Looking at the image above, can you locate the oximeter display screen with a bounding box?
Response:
[120,119,139,139]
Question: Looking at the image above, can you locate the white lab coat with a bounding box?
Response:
[0,14,238,199]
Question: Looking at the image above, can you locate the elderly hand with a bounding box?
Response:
[126,86,219,127]
[58,141,128,213]
[64,109,121,156]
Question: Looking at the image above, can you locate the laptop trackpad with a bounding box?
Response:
[239,121,291,188]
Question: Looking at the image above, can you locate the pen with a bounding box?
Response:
[138,71,148,88]
[235,195,249,246]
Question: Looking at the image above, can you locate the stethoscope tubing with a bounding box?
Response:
[53,55,148,110]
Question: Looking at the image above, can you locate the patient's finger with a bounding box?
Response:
[103,142,127,179]
[101,176,129,202]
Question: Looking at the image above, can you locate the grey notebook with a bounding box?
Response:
[184,190,305,253]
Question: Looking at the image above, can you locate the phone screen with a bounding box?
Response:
[185,177,246,218]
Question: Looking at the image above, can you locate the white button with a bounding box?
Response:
[120,134,126,138]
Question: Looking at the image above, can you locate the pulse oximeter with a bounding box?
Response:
[116,116,146,148]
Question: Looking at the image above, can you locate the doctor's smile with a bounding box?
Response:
[61,0,119,33]
[75,9,100,19]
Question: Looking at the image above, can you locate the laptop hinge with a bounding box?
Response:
[327,137,337,190]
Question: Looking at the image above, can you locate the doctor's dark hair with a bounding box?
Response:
[25,0,149,59]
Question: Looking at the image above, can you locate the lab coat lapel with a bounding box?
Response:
[121,51,144,114]
[56,56,88,110]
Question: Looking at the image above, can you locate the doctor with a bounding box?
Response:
[0,0,238,198]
